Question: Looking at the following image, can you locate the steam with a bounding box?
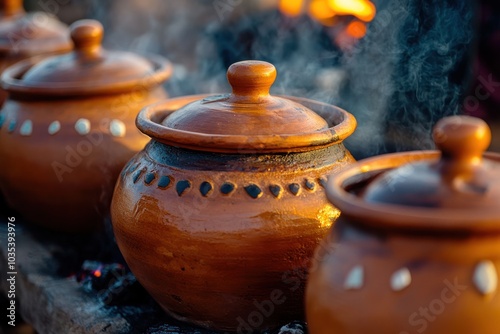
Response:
[198,10,343,99]
[341,0,475,158]
[82,0,344,100]
[37,0,476,159]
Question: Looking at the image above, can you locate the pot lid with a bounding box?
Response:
[0,0,72,57]
[362,116,499,210]
[137,60,357,153]
[327,115,500,233]
[1,19,172,96]
[162,61,329,136]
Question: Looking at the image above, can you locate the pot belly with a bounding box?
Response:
[306,219,500,334]
[0,97,154,232]
[111,150,345,331]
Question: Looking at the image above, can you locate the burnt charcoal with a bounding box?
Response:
[75,260,148,306]
[84,262,127,290]
[99,272,150,306]
[78,260,104,283]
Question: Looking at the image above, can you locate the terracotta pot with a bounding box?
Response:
[0,0,72,103]
[111,61,356,332]
[0,19,172,232]
[306,116,500,334]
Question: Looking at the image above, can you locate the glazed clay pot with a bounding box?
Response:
[306,116,500,334]
[111,61,356,332]
[0,0,72,103]
[0,19,171,232]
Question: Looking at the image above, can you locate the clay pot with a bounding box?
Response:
[0,0,72,103]
[0,19,172,232]
[111,60,356,332]
[306,116,500,334]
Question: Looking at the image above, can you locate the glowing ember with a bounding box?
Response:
[93,269,102,278]
[346,20,367,39]
[279,0,304,17]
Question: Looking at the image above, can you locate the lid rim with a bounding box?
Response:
[1,53,172,96]
[327,151,500,233]
[136,95,357,154]
[0,43,72,57]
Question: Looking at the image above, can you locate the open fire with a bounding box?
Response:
[279,0,375,39]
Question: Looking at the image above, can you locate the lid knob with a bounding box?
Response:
[0,0,24,16]
[361,115,495,208]
[433,115,491,165]
[227,60,277,102]
[70,19,103,55]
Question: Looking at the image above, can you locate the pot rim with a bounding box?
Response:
[136,94,357,154]
[327,150,500,234]
[0,53,172,97]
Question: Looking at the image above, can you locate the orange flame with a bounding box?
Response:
[281,0,376,23]
[308,0,336,21]
[279,0,304,17]
[279,0,376,40]
[328,0,376,22]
